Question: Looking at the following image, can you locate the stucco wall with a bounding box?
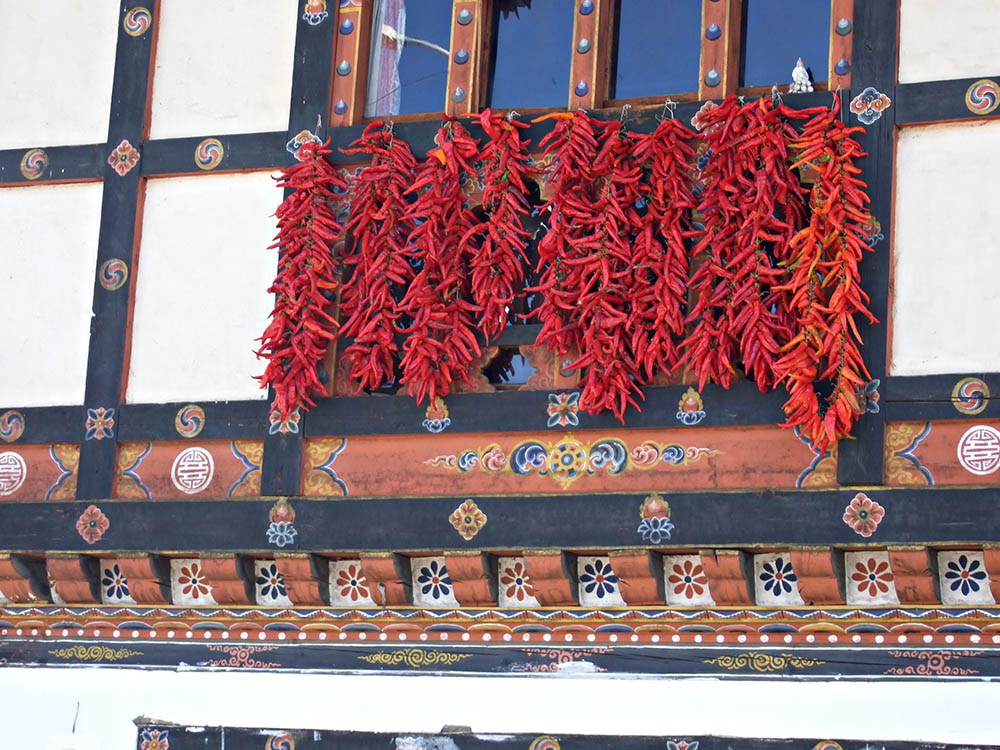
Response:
[149,0,297,139]
[0,183,104,406]
[890,119,1000,375]
[8,666,1000,750]
[125,172,281,404]
[898,0,1000,84]
[0,1,119,149]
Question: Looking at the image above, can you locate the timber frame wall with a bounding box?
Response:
[0,2,999,659]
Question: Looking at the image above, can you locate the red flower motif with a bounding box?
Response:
[851,557,894,597]
[336,564,370,601]
[668,559,708,599]
[178,563,211,600]
[500,562,535,602]
[843,492,885,537]
[75,505,109,544]
[690,100,720,134]
[107,139,140,177]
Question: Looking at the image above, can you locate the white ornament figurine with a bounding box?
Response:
[789,57,813,94]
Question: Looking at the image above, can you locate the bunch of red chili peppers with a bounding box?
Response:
[257,97,874,448]
[256,139,346,418]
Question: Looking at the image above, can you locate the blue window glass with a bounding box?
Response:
[611,0,701,99]
[740,0,831,88]
[488,1,575,110]
[365,0,453,117]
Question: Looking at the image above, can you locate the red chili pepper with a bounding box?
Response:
[256,139,348,418]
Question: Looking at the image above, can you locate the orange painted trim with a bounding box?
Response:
[198,557,253,604]
[700,550,752,605]
[275,555,325,606]
[360,554,409,606]
[116,556,170,604]
[609,551,660,605]
[47,557,99,605]
[699,0,742,99]
[0,558,37,604]
[790,550,844,605]
[523,552,576,605]
[330,0,372,127]
[828,0,853,91]
[888,549,937,604]
[445,1,491,116]
[567,0,613,110]
[444,553,495,605]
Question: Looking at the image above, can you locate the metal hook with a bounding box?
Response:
[316,114,323,133]
[770,84,783,106]
[619,103,632,122]
[505,109,520,121]
[658,98,677,122]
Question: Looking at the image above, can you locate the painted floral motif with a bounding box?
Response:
[500,561,535,602]
[76,505,109,544]
[417,560,452,600]
[449,499,487,540]
[102,564,129,600]
[422,397,451,433]
[637,492,674,543]
[99,258,129,291]
[855,378,880,414]
[174,404,205,438]
[85,407,115,440]
[19,148,47,180]
[759,557,797,596]
[140,728,169,750]
[676,387,706,426]
[547,392,580,427]
[302,0,328,25]
[269,407,300,435]
[850,86,891,124]
[107,139,140,176]
[336,563,370,602]
[177,562,211,600]
[851,557,894,597]
[256,563,287,600]
[123,7,152,37]
[843,492,885,537]
[862,216,884,248]
[667,742,699,750]
[267,499,298,548]
[286,129,321,159]
[668,560,708,600]
[194,138,224,170]
[945,554,989,596]
[579,559,619,599]
[953,377,990,416]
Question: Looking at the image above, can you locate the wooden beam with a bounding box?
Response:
[699,0,742,99]
[445,0,493,116]
[329,0,373,127]
[567,0,615,110]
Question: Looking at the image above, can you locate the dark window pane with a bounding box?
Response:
[740,0,831,88]
[488,1,574,110]
[365,0,452,117]
[612,0,701,99]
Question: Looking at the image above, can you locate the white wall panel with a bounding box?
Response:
[891,120,1000,375]
[126,172,280,403]
[149,0,297,139]
[0,1,119,149]
[0,183,103,406]
[4,667,1000,749]
[899,0,1000,84]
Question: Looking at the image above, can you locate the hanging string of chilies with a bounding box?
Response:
[256,95,874,452]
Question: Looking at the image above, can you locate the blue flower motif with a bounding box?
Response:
[547,392,580,428]
[697,148,712,171]
[85,407,115,440]
[417,560,452,599]
[580,559,619,598]
[637,516,674,544]
[102,564,129,600]
[759,557,797,596]
[266,521,297,548]
[945,554,988,596]
[256,563,287,600]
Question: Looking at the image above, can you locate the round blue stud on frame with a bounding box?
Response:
[704,69,721,87]
[706,24,721,40]
[336,60,352,76]
[339,18,354,35]
[574,81,589,97]
[579,0,594,15]
[457,8,473,25]
[334,100,348,115]
[576,38,591,54]
[454,48,469,64]
[835,58,850,76]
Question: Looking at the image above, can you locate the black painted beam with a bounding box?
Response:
[896,75,1000,125]
[76,1,160,499]
[7,485,1000,552]
[0,144,104,185]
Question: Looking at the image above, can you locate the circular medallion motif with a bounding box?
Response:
[170,447,215,494]
[0,411,25,443]
[547,440,587,482]
[99,258,129,291]
[19,148,48,180]
[174,405,205,438]
[957,425,1000,476]
[966,79,999,115]
[195,138,224,170]
[0,452,27,496]
[953,377,990,415]
[123,7,152,36]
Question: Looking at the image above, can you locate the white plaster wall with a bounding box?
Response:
[0,1,119,149]
[3,666,1000,749]
[890,120,1000,376]
[149,0,297,139]
[0,183,104,406]
[899,0,1000,84]
[126,172,280,404]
